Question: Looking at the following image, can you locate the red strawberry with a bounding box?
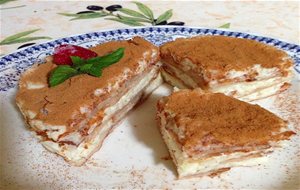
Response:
[53,44,98,65]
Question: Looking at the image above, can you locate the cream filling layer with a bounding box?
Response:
[210,72,292,99]
[214,64,282,82]
[160,123,269,178]
[238,81,288,102]
[162,64,292,101]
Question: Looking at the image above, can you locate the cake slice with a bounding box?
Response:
[16,37,162,165]
[160,35,293,101]
[156,89,295,178]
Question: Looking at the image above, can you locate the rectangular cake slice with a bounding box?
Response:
[16,37,162,165]
[156,89,295,178]
[160,35,294,101]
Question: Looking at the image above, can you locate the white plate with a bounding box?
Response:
[1,26,299,189]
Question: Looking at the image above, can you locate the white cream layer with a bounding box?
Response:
[162,63,292,101]
[160,125,268,178]
[210,72,292,101]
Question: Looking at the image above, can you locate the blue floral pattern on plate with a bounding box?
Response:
[0,26,299,92]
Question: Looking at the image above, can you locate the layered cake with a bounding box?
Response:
[16,37,162,165]
[157,89,295,178]
[160,35,293,101]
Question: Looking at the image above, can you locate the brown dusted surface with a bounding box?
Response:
[159,89,295,155]
[160,35,293,74]
[16,37,159,127]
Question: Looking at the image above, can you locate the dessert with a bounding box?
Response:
[16,37,162,165]
[156,89,295,178]
[160,35,293,101]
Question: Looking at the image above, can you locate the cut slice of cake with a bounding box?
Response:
[156,89,295,178]
[16,37,162,166]
[160,35,294,101]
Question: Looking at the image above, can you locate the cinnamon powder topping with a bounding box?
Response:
[160,89,295,150]
[160,35,293,74]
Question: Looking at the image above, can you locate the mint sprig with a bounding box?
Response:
[49,66,78,87]
[49,47,125,87]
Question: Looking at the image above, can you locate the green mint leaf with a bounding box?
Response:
[86,48,125,77]
[117,8,149,19]
[88,48,125,68]
[132,1,154,21]
[78,63,101,77]
[219,23,231,29]
[155,9,172,24]
[49,65,78,87]
[78,63,93,73]
[70,56,85,68]
[105,18,144,26]
[87,67,102,77]
[49,48,125,87]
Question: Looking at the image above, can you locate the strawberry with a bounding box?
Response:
[53,44,98,65]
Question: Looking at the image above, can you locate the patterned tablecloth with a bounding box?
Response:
[1,0,299,56]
